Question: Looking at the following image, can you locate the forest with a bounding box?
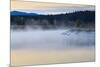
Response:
[11,11,95,29]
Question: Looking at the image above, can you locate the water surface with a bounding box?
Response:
[11,29,95,49]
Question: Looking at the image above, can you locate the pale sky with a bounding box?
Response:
[11,0,95,15]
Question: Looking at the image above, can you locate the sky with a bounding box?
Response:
[11,0,95,15]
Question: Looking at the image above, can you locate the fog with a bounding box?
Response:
[11,29,95,50]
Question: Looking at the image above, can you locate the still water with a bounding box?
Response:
[11,29,95,49]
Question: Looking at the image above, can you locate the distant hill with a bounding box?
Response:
[11,11,38,16]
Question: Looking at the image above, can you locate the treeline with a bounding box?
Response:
[11,11,95,29]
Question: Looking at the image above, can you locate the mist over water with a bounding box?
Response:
[11,28,95,50]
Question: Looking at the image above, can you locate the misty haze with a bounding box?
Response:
[11,11,95,49]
